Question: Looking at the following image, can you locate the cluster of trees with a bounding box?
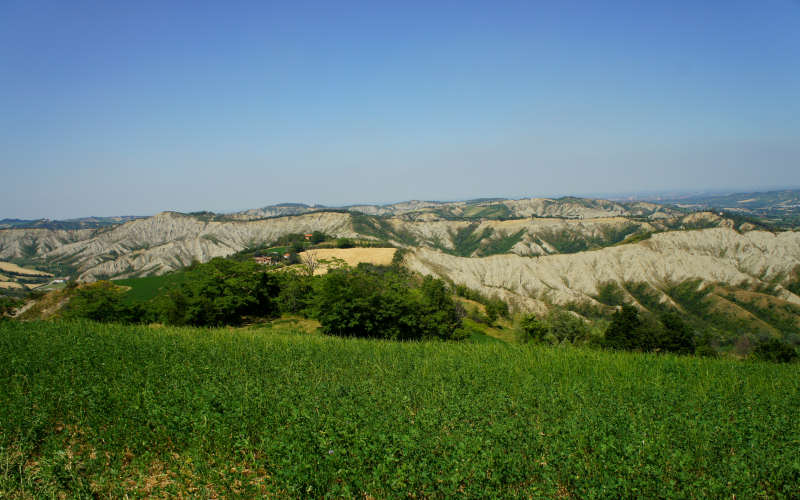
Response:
[518,309,593,345]
[752,338,799,363]
[315,267,466,340]
[62,281,144,324]
[454,284,509,323]
[61,258,468,341]
[156,259,279,326]
[520,305,695,354]
[603,306,695,354]
[519,303,797,362]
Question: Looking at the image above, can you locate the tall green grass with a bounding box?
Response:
[1,320,798,498]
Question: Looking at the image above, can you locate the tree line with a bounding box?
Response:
[61,258,470,341]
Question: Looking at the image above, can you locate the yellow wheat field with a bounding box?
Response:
[0,261,53,277]
[307,248,397,275]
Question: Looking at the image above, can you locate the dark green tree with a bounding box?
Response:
[519,314,548,342]
[603,305,643,350]
[658,312,695,354]
[753,338,798,363]
[276,272,314,314]
[416,275,465,340]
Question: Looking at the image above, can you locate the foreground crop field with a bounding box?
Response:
[1,321,798,498]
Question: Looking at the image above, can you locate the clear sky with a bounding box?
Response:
[2,0,799,218]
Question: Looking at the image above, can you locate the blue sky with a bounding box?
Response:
[2,0,799,218]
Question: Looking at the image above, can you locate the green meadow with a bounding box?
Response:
[1,320,798,498]
[114,272,190,304]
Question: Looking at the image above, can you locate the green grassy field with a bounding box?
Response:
[1,321,798,498]
[114,272,189,303]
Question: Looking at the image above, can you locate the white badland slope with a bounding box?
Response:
[0,229,96,261]
[405,228,800,313]
[42,211,356,281]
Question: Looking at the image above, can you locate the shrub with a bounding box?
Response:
[467,306,491,325]
[519,310,590,345]
[519,314,548,342]
[0,297,23,318]
[694,331,719,357]
[485,299,509,322]
[753,338,798,363]
[695,344,718,358]
[545,309,591,344]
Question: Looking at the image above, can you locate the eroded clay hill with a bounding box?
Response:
[405,228,800,313]
[0,196,775,288]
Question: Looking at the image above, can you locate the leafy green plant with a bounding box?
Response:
[3,320,799,497]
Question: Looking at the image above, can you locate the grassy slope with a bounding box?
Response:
[114,272,189,303]
[1,321,798,498]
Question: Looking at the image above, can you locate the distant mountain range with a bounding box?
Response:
[235,196,678,220]
[634,189,800,226]
[7,188,798,228]
[0,216,145,230]
[2,191,799,326]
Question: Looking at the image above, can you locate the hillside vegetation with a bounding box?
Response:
[0,197,694,282]
[1,320,798,498]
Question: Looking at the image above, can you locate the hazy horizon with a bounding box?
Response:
[4,183,800,221]
[3,1,799,219]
